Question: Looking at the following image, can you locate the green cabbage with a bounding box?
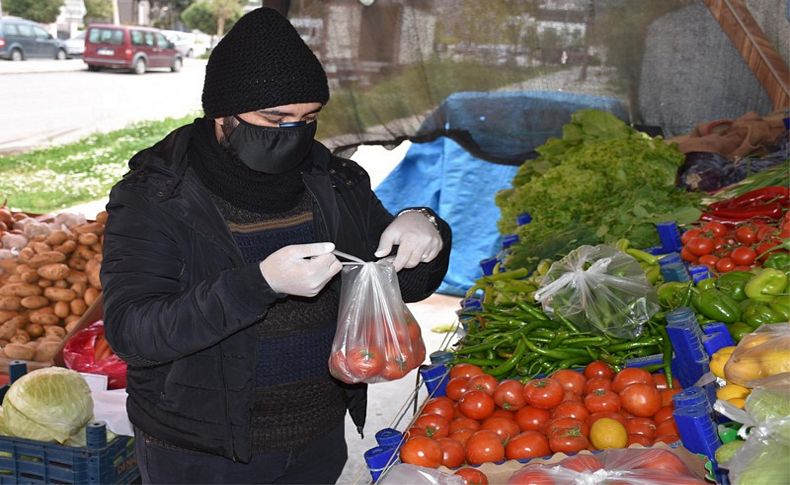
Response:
[2,367,93,444]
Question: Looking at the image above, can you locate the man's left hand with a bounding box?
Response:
[375,211,442,271]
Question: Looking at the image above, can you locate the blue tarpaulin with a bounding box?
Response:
[375,91,628,295]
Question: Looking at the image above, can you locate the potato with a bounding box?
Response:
[67,272,88,284]
[70,281,86,297]
[25,323,44,338]
[76,245,95,261]
[0,320,18,340]
[0,296,21,311]
[5,275,22,284]
[43,326,65,339]
[29,241,52,255]
[68,256,87,271]
[44,287,76,302]
[53,300,70,318]
[37,279,53,288]
[4,343,34,360]
[34,340,60,362]
[20,270,38,284]
[37,263,70,281]
[18,247,35,263]
[29,312,59,326]
[75,222,104,235]
[70,298,87,316]
[0,283,42,297]
[32,235,46,243]
[95,211,108,225]
[0,258,17,274]
[91,243,103,254]
[10,329,30,344]
[15,264,32,275]
[64,314,80,326]
[54,239,77,255]
[78,232,99,246]
[86,259,102,289]
[84,287,99,306]
[45,230,68,246]
[54,280,68,289]
[20,295,49,310]
[6,314,29,328]
[65,318,81,334]
[0,310,18,324]
[28,251,66,268]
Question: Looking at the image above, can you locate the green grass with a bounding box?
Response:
[0,114,199,213]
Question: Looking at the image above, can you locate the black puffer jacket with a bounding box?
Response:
[100,124,451,463]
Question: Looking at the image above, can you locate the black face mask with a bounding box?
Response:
[227,117,317,173]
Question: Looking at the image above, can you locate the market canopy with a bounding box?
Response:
[275,0,788,164]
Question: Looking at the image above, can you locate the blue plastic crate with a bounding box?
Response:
[0,434,137,484]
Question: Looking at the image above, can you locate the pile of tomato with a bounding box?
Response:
[399,361,683,480]
[680,218,788,273]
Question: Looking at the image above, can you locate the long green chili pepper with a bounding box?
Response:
[516,302,550,321]
[555,356,591,370]
[522,337,589,360]
[452,358,504,367]
[548,332,569,349]
[556,314,581,333]
[605,338,661,353]
[487,337,527,378]
[659,326,674,389]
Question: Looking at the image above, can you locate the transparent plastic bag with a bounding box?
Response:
[507,448,707,485]
[534,245,660,339]
[329,260,426,384]
[378,464,464,485]
[62,321,127,389]
[723,323,790,387]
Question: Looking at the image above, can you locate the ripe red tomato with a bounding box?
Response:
[410,338,426,368]
[449,417,481,434]
[454,467,489,485]
[628,433,653,447]
[515,406,551,432]
[507,466,555,485]
[584,389,621,413]
[465,430,505,465]
[505,431,551,461]
[756,224,779,241]
[552,401,590,422]
[450,363,484,380]
[406,426,427,438]
[661,388,683,407]
[380,357,408,380]
[735,226,757,245]
[423,397,455,420]
[686,237,714,256]
[328,351,350,380]
[611,368,653,393]
[620,384,661,418]
[345,346,384,379]
[481,416,521,442]
[681,228,702,245]
[584,377,612,395]
[653,434,681,445]
[586,412,628,429]
[632,448,690,474]
[493,379,527,411]
[562,390,582,403]
[437,438,466,468]
[490,409,515,421]
[755,240,779,262]
[698,254,719,269]
[715,257,736,273]
[449,428,475,447]
[523,378,564,409]
[652,373,669,390]
[552,369,587,394]
[626,417,657,438]
[453,403,463,419]
[656,418,679,436]
[548,426,588,454]
[400,435,442,468]
[468,374,498,396]
[733,265,752,271]
[702,221,728,238]
[730,246,757,266]
[584,361,615,380]
[414,414,450,439]
[680,246,699,263]
[446,377,471,401]
[653,406,674,424]
[459,390,496,421]
[548,417,589,437]
[558,454,603,473]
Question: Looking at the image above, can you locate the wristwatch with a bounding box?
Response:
[398,208,440,231]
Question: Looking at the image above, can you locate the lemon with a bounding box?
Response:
[759,349,790,376]
[740,334,771,350]
[716,383,751,401]
[727,398,746,409]
[725,357,764,385]
[711,354,730,379]
[590,418,627,450]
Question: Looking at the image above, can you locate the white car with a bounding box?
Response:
[161,30,207,58]
[63,31,84,57]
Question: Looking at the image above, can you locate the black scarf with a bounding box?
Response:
[188,118,310,213]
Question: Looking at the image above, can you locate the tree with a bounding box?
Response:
[84,0,113,24]
[5,0,64,23]
[182,0,241,36]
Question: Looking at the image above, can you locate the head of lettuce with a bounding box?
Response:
[2,367,93,444]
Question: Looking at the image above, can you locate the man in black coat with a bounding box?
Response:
[100,7,451,484]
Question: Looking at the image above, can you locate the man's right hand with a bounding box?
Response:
[259,243,342,297]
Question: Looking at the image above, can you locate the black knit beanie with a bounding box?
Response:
[202,7,329,119]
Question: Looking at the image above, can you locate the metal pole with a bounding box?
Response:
[112,0,120,25]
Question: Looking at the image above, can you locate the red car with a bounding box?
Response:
[83,24,183,74]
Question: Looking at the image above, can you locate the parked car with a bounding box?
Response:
[64,31,85,57]
[161,30,207,58]
[83,24,183,74]
[0,16,68,61]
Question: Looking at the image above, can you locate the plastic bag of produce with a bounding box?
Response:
[507,448,707,484]
[329,259,426,384]
[723,323,790,387]
[378,464,464,485]
[63,320,127,389]
[2,367,93,444]
[534,245,660,338]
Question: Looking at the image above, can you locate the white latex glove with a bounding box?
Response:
[375,212,442,271]
[259,243,342,297]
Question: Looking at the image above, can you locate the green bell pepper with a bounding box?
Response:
[764,253,790,272]
[744,269,788,302]
[769,295,790,321]
[716,271,753,302]
[743,302,784,328]
[692,288,741,324]
[727,322,754,342]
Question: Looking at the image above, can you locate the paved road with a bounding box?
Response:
[0,58,206,153]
